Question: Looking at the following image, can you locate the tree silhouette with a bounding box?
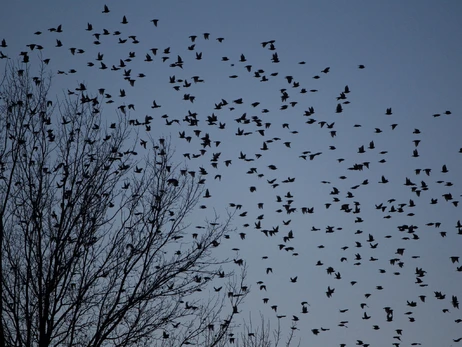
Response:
[0,60,247,347]
[225,313,300,347]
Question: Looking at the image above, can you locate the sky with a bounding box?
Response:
[1,1,462,346]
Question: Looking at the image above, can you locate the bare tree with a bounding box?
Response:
[223,313,300,347]
[0,60,247,347]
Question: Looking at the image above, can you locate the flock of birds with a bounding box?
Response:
[1,3,461,346]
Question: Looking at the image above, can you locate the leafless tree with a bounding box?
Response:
[0,60,247,347]
[220,313,300,347]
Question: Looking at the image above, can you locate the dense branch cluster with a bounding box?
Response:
[0,61,247,347]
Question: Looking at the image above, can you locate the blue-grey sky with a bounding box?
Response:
[1,1,462,346]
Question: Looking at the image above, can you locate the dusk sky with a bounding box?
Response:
[1,1,462,346]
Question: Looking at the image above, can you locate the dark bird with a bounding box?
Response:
[326,286,335,298]
[452,295,459,309]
